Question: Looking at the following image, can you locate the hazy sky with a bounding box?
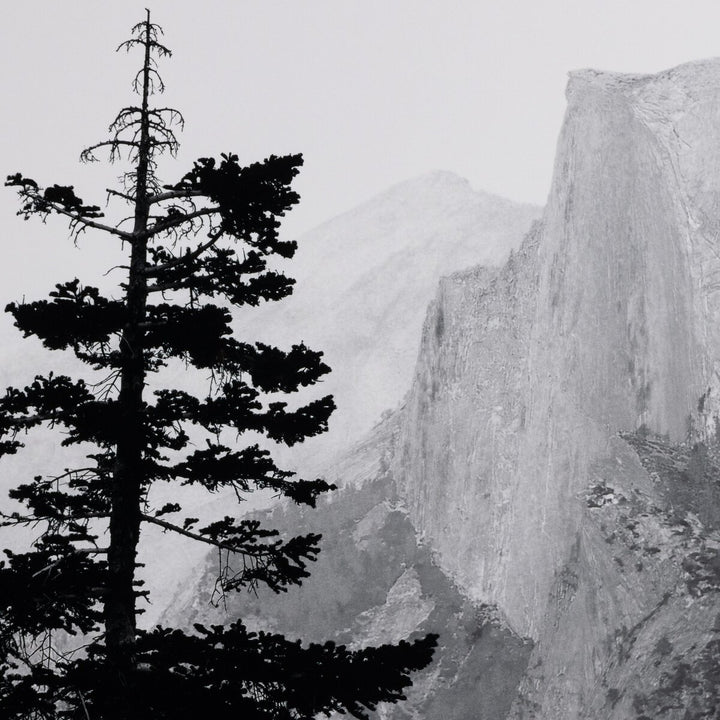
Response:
[2,1,720,261]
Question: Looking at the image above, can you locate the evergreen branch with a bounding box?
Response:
[7,288,125,357]
[0,511,109,528]
[6,176,131,240]
[3,411,65,428]
[140,513,319,597]
[31,548,109,578]
[144,280,184,295]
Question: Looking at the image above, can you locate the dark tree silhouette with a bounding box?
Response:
[0,13,436,720]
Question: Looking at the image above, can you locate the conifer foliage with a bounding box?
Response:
[0,13,436,719]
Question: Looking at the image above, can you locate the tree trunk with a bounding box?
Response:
[103,11,152,718]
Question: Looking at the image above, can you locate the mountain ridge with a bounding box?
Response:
[236,169,541,473]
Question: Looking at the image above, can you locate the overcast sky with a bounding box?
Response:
[2,1,720,281]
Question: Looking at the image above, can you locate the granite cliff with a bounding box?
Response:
[236,171,540,473]
[393,60,720,717]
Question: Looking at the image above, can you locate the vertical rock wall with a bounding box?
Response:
[395,60,720,663]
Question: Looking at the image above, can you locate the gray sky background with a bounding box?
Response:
[2,0,720,300]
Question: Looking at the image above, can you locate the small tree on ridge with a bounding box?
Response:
[0,12,436,720]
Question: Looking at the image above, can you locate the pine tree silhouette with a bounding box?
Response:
[0,12,436,719]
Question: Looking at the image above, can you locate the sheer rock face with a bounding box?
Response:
[392,60,720,717]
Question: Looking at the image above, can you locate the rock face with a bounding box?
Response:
[393,60,720,718]
[165,61,720,718]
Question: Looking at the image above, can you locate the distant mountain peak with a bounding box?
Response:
[309,171,540,240]
[236,169,541,477]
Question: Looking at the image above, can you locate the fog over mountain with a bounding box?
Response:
[165,59,720,718]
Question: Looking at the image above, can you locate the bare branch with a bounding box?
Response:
[80,139,141,163]
[102,264,130,276]
[44,200,133,240]
[148,188,205,205]
[108,106,142,128]
[145,206,219,237]
[106,188,135,204]
[140,513,253,554]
